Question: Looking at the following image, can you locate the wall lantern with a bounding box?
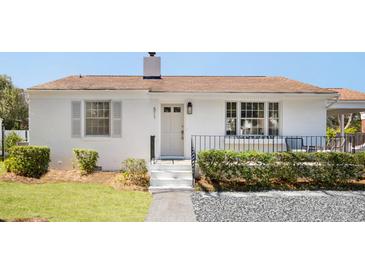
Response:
[187,102,193,115]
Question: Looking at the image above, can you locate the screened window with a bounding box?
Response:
[268,102,279,136]
[225,102,237,135]
[240,102,265,135]
[85,101,110,136]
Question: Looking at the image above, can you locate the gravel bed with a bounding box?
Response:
[192,191,365,222]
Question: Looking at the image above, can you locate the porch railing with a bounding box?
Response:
[190,133,365,178]
[150,135,156,163]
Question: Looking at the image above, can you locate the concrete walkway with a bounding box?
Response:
[145,191,196,222]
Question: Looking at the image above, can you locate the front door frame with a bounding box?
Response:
[160,103,185,159]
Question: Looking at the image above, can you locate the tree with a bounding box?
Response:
[0,75,28,129]
[327,112,361,136]
[0,75,13,91]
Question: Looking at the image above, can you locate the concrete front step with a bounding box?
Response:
[150,178,193,187]
[151,170,192,179]
[149,160,193,191]
[150,164,192,171]
[148,186,194,193]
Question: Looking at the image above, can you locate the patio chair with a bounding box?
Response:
[285,137,315,152]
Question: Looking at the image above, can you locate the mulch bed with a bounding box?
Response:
[0,218,49,222]
[0,169,148,191]
[196,177,365,192]
[0,169,118,184]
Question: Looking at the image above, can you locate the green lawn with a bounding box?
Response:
[0,181,152,221]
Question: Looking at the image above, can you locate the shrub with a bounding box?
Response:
[198,150,365,186]
[73,148,99,175]
[5,146,50,178]
[198,150,277,185]
[326,127,337,138]
[345,126,358,135]
[326,126,359,138]
[5,132,24,152]
[119,158,149,188]
[121,158,148,175]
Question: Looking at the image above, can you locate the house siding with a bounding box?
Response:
[281,98,327,136]
[29,90,329,170]
[29,91,157,170]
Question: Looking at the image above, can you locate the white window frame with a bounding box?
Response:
[225,101,238,136]
[268,102,280,136]
[84,100,112,137]
[225,101,281,136]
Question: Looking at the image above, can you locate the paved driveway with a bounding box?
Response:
[192,191,365,222]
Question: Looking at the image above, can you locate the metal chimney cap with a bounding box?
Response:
[148,52,156,57]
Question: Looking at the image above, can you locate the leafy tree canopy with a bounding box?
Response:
[327,112,361,137]
[0,75,28,129]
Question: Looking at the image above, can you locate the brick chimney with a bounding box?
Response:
[143,52,161,79]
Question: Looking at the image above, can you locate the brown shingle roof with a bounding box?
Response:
[29,75,336,94]
[329,88,365,101]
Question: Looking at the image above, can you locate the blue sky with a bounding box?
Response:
[0,52,364,91]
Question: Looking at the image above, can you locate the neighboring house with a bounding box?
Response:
[27,53,365,170]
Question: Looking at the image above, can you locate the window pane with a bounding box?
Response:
[269,119,279,136]
[226,118,236,135]
[174,107,181,113]
[268,103,279,136]
[85,101,110,136]
[240,102,265,135]
[226,102,237,135]
[164,107,171,113]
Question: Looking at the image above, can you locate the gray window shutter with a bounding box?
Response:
[71,101,81,137]
[112,101,122,137]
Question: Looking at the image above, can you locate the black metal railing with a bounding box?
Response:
[150,135,156,163]
[191,139,196,184]
[191,134,365,165]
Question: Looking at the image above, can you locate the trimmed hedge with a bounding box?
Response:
[5,146,50,178]
[198,150,365,186]
[73,148,99,174]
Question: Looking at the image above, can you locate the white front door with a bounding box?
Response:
[161,104,184,158]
